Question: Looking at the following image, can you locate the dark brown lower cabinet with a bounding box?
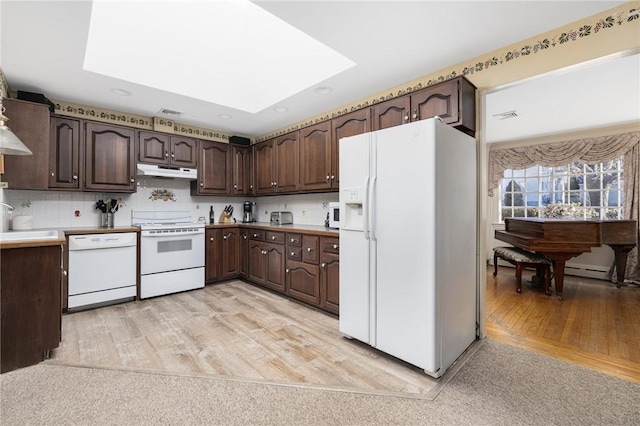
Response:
[320,237,340,315]
[248,239,285,293]
[286,261,321,305]
[1,245,62,373]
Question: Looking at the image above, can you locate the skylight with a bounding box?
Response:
[83,0,355,114]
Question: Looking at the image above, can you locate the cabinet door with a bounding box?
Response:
[195,141,230,195]
[254,140,275,194]
[49,116,81,190]
[410,79,458,124]
[231,146,250,195]
[299,122,332,191]
[2,98,50,190]
[84,122,136,192]
[301,235,320,264]
[248,241,266,285]
[239,229,249,278]
[286,260,321,305]
[170,136,197,168]
[331,109,370,189]
[275,132,299,193]
[221,228,240,279]
[372,96,410,130]
[206,229,222,282]
[139,131,170,165]
[321,251,340,315]
[264,243,285,293]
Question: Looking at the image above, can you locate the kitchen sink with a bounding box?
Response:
[0,229,62,242]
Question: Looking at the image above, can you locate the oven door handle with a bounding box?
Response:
[141,230,204,237]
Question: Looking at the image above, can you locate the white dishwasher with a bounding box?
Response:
[68,232,137,310]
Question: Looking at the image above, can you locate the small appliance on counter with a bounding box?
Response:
[243,201,257,223]
[328,202,340,229]
[270,211,293,225]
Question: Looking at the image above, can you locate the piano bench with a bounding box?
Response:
[493,246,552,295]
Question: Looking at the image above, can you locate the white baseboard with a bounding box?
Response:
[489,259,612,281]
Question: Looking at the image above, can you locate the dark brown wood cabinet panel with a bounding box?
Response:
[299,121,332,191]
[138,131,170,165]
[253,140,275,194]
[1,245,62,373]
[301,234,320,264]
[239,228,249,278]
[84,122,136,192]
[248,240,267,285]
[264,243,286,292]
[170,136,198,168]
[231,146,250,195]
[411,80,459,124]
[49,116,81,189]
[320,237,340,315]
[192,141,231,195]
[372,96,411,131]
[221,228,240,279]
[275,132,299,193]
[206,229,222,282]
[1,98,50,190]
[286,260,321,305]
[331,109,370,189]
[139,132,197,168]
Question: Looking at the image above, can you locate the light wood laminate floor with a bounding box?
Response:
[51,281,441,397]
[487,266,640,383]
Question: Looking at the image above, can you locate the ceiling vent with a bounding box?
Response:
[159,108,182,116]
[493,110,519,120]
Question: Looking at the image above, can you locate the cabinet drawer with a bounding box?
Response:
[288,248,302,261]
[286,233,302,247]
[322,238,340,254]
[266,231,285,245]
[249,230,265,241]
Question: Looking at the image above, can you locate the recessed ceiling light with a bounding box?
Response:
[273,106,288,113]
[315,86,332,95]
[111,88,131,96]
[218,114,233,119]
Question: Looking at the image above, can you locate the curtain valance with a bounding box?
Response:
[488,131,640,196]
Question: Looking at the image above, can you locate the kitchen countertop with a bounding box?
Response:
[0,229,67,249]
[206,222,339,237]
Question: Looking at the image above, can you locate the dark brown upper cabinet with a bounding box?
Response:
[331,109,371,189]
[231,145,251,195]
[138,131,197,168]
[84,122,136,192]
[49,116,82,190]
[299,121,332,192]
[192,140,231,195]
[254,131,299,194]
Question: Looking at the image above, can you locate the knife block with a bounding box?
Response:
[218,211,233,224]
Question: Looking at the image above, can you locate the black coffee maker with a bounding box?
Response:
[243,201,256,223]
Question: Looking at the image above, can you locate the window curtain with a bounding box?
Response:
[487,130,640,283]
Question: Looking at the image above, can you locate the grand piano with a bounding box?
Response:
[495,218,637,300]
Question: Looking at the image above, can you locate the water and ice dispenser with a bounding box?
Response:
[341,187,366,230]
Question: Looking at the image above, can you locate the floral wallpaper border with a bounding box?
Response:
[10,5,636,145]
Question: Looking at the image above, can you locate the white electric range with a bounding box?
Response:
[132,210,205,299]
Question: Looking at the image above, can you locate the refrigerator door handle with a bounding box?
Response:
[369,176,377,241]
[363,176,371,240]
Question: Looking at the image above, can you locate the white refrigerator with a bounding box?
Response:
[339,118,477,378]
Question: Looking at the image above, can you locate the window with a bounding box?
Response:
[500,158,624,221]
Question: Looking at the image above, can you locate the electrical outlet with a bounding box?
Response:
[0,182,8,189]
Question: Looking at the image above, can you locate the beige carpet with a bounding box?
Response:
[1,339,638,425]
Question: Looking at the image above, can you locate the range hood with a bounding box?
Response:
[137,163,197,180]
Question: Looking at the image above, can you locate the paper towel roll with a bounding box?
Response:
[12,214,33,230]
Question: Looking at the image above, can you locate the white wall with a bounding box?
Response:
[1,177,338,230]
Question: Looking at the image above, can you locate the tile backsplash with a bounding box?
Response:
[0,177,338,229]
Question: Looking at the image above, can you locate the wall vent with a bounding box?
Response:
[159,108,182,116]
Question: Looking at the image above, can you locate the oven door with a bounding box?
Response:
[140,229,204,275]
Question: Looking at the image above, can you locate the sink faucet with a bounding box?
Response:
[0,202,14,213]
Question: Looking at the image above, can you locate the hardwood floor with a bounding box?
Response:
[51,281,441,397]
[487,266,640,383]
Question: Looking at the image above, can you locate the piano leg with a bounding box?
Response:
[608,244,635,288]
[545,253,579,301]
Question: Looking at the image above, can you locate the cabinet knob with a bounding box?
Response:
[332,244,338,249]
[307,247,312,252]
[200,182,204,187]
[290,251,296,256]
[262,250,267,255]
[223,235,227,240]
[326,173,330,180]
[286,268,290,273]
[243,235,247,240]
[412,109,418,120]
[253,233,258,237]
[171,153,175,158]
[130,177,134,183]
[321,262,326,268]
[271,236,276,240]
[404,115,409,121]
[233,184,237,189]
[73,175,78,180]
[330,175,335,180]
[50,172,55,177]
[210,237,214,242]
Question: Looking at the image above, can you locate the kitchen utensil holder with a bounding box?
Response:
[101,213,114,228]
